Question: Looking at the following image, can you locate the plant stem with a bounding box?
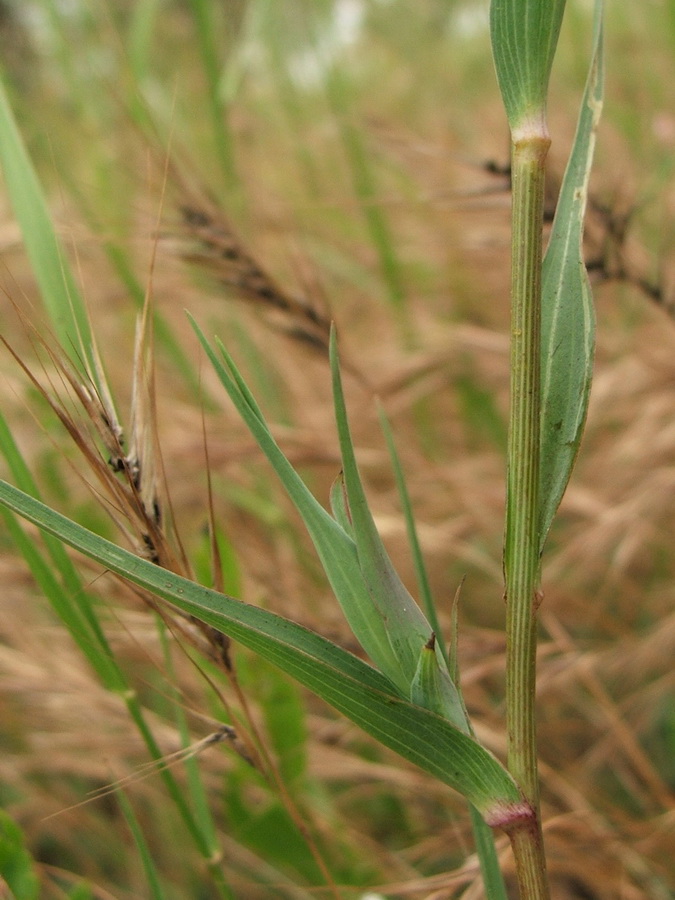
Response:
[510,826,550,899]
[504,133,550,899]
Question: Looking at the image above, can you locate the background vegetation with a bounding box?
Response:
[0,1,673,897]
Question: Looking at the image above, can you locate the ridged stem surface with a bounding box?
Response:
[504,135,550,900]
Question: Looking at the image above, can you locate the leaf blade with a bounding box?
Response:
[490,0,567,134]
[0,478,523,823]
[190,315,406,687]
[330,331,431,691]
[539,4,604,551]
[0,76,94,371]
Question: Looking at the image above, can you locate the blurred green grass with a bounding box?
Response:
[0,1,674,898]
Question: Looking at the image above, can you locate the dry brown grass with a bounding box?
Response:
[0,7,674,894]
[2,157,674,896]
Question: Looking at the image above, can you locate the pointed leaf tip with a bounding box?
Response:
[539,1,603,551]
[330,333,432,689]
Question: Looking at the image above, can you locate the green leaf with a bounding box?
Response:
[0,418,228,883]
[115,791,168,900]
[0,76,94,374]
[195,321,469,728]
[490,0,567,135]
[189,315,406,692]
[328,472,355,539]
[257,658,308,784]
[410,635,466,729]
[324,60,406,317]
[376,403,445,661]
[469,804,510,900]
[330,331,432,691]
[539,2,603,552]
[0,478,523,824]
[0,810,40,900]
[330,338,468,731]
[65,884,94,900]
[188,0,238,185]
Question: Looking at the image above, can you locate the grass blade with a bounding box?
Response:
[188,0,237,184]
[0,75,94,375]
[115,791,168,900]
[0,810,40,900]
[0,477,525,825]
[190,315,406,690]
[377,406,508,898]
[0,419,231,894]
[539,3,604,551]
[330,331,433,690]
[490,0,567,134]
[376,403,444,660]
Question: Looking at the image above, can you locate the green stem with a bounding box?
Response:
[504,134,550,899]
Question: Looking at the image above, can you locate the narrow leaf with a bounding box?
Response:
[0,76,94,372]
[0,810,40,900]
[469,804,510,900]
[330,329,431,690]
[539,3,603,551]
[377,403,445,661]
[0,425,230,873]
[0,478,524,824]
[189,315,405,688]
[376,410,507,893]
[115,791,168,900]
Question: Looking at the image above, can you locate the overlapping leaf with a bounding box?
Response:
[0,478,523,822]
[189,315,407,690]
[329,333,468,731]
